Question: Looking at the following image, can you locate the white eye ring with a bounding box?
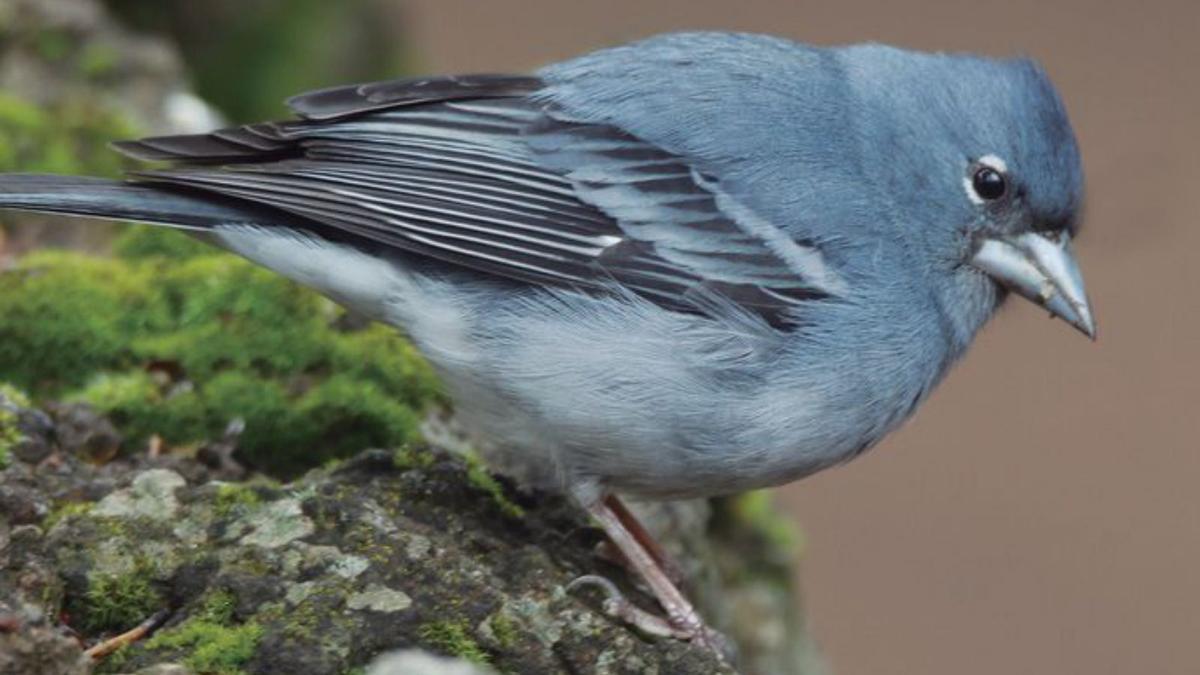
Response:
[963,154,1009,205]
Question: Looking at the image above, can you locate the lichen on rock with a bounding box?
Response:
[0,393,824,674]
[91,469,186,520]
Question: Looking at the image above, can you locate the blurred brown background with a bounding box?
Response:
[396,2,1198,674]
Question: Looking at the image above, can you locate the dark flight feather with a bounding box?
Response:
[116,75,833,328]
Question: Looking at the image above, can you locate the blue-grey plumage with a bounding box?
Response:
[0,31,1092,505]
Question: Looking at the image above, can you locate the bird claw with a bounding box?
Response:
[567,574,735,661]
[569,496,738,664]
[568,574,690,638]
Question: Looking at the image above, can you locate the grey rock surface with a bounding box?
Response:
[0,397,823,674]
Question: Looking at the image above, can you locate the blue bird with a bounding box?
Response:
[0,31,1093,656]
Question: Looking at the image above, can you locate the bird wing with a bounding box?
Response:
[117,74,841,329]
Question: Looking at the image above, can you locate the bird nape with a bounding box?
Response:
[0,31,1094,663]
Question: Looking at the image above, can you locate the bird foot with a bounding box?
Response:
[567,574,735,662]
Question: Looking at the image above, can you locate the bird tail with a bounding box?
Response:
[0,174,275,230]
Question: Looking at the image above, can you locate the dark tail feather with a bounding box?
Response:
[0,174,279,229]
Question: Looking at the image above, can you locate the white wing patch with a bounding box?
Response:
[695,171,848,296]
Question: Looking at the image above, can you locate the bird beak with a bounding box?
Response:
[970,232,1096,339]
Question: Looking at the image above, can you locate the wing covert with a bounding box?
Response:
[119,74,841,328]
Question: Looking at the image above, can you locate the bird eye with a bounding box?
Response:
[969,166,1008,200]
[971,166,1007,201]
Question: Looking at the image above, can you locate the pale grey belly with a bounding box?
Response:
[210,225,919,501]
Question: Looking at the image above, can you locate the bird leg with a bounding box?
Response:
[572,497,732,661]
[603,494,686,585]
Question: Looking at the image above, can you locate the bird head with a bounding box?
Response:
[842,45,1094,339]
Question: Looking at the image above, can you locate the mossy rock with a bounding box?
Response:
[0,238,441,476]
[7,450,740,674]
[0,391,820,675]
[0,251,166,393]
[0,384,33,468]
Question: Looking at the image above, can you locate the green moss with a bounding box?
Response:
[0,384,33,468]
[132,255,332,380]
[143,614,263,675]
[196,590,238,625]
[418,620,491,665]
[0,383,30,409]
[113,225,216,261]
[331,324,444,408]
[42,500,95,530]
[465,453,525,519]
[195,371,425,477]
[69,370,213,450]
[393,444,435,471]
[488,612,520,650]
[0,243,440,475]
[200,372,298,468]
[213,484,262,519]
[285,375,423,472]
[0,252,166,393]
[71,371,157,412]
[83,559,163,633]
